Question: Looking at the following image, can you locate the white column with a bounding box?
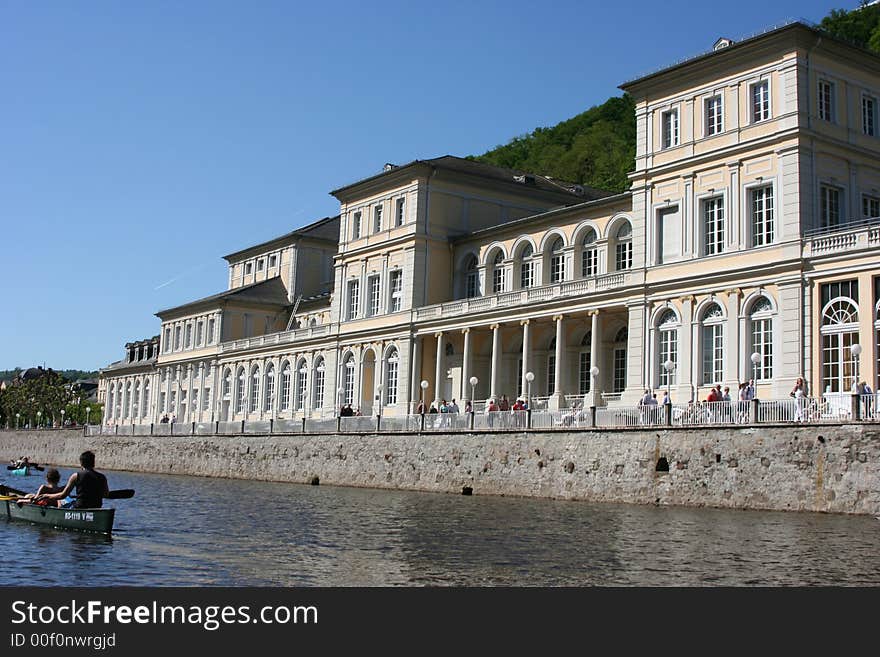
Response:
[727,289,741,387]
[434,332,444,406]
[490,323,501,400]
[461,328,472,402]
[186,364,194,422]
[590,310,600,394]
[409,337,421,408]
[520,320,530,398]
[550,314,564,409]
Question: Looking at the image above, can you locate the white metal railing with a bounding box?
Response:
[804,218,880,257]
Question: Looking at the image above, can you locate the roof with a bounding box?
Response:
[330,155,613,201]
[223,215,340,262]
[295,291,331,314]
[620,20,880,93]
[155,277,290,318]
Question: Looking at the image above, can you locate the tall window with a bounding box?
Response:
[613,327,627,394]
[820,185,841,229]
[185,323,193,348]
[863,95,877,136]
[751,186,774,246]
[222,369,232,399]
[549,238,565,283]
[751,80,770,123]
[578,332,591,395]
[196,321,204,346]
[257,259,264,272]
[250,367,260,413]
[235,368,246,413]
[465,255,479,298]
[164,328,171,352]
[615,223,632,271]
[700,303,725,385]
[343,355,355,406]
[389,270,403,312]
[519,244,534,289]
[269,254,277,268]
[244,262,252,276]
[492,251,506,293]
[862,195,880,219]
[657,310,678,388]
[264,364,275,413]
[295,360,308,411]
[280,362,291,411]
[703,197,725,255]
[352,211,362,239]
[818,80,835,122]
[749,297,774,381]
[347,280,360,320]
[662,108,679,148]
[174,326,181,350]
[207,318,215,344]
[143,380,150,419]
[202,387,210,411]
[368,275,381,316]
[313,358,325,410]
[395,198,405,226]
[581,229,598,276]
[821,281,859,393]
[705,95,723,135]
[385,348,399,405]
[373,205,383,233]
[169,390,176,417]
[132,381,140,419]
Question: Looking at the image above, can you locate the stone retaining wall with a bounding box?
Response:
[2,424,879,515]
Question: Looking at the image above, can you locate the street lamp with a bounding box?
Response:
[376,383,384,417]
[85,405,91,426]
[469,376,478,406]
[750,351,761,391]
[851,343,862,391]
[15,413,20,430]
[663,360,676,403]
[336,386,344,414]
[420,380,429,409]
[60,409,65,427]
[525,371,535,408]
[36,410,42,428]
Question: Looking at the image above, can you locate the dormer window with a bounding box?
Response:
[269,254,277,268]
[244,262,253,276]
[257,259,264,272]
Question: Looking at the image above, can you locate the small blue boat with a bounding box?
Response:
[10,466,32,476]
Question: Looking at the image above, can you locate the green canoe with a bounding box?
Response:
[3,500,115,535]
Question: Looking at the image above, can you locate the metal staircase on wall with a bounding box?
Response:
[285,295,303,331]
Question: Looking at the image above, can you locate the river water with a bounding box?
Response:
[1,469,878,586]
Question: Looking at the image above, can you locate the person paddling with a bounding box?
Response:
[36,451,109,509]
[20,468,64,507]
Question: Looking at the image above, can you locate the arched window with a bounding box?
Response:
[613,327,628,393]
[519,244,534,289]
[749,297,774,381]
[264,364,275,412]
[123,382,131,419]
[700,303,725,385]
[108,385,115,420]
[657,310,679,388]
[578,331,592,395]
[547,336,557,395]
[132,381,140,419]
[143,380,150,419]
[295,359,308,411]
[280,362,292,411]
[250,367,261,413]
[549,238,565,283]
[385,348,399,405]
[313,357,325,410]
[614,222,633,271]
[581,228,598,277]
[235,367,246,413]
[491,250,506,294]
[821,297,860,392]
[343,354,356,406]
[464,255,479,298]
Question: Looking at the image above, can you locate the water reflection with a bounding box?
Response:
[2,470,879,586]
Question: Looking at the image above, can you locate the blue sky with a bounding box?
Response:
[0,0,845,370]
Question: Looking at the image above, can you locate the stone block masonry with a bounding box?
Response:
[2,424,879,515]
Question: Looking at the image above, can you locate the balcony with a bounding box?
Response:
[218,323,331,354]
[413,271,634,321]
[803,219,880,258]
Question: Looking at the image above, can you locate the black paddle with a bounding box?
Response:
[0,484,28,497]
[5,464,44,471]
[106,489,135,500]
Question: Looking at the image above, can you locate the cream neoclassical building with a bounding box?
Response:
[100,22,880,426]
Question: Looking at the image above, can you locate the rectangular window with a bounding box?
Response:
[657,206,680,264]
[159,392,166,414]
[751,186,774,247]
[185,323,193,348]
[521,261,534,288]
[820,185,841,229]
[863,194,880,219]
[701,324,724,385]
[550,254,564,283]
[751,80,770,123]
[703,197,725,255]
[662,108,679,148]
[613,348,626,393]
[466,271,478,299]
[395,198,405,226]
[174,326,181,350]
[196,321,204,346]
[347,280,360,320]
[389,270,403,313]
[658,331,677,388]
[492,265,506,293]
[207,318,215,345]
[373,205,383,233]
[547,355,556,395]
[705,95,723,136]
[164,328,171,353]
[368,275,381,316]
[202,388,211,411]
[581,249,597,277]
[863,95,877,136]
[352,211,362,239]
[386,359,398,406]
[818,80,835,122]
[269,254,277,268]
[257,259,264,272]
[751,318,773,381]
[579,351,591,395]
[244,262,253,275]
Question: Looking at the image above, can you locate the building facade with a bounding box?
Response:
[100,22,880,425]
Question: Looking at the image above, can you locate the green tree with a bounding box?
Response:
[819,4,880,53]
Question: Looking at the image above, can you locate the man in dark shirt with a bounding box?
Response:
[37,450,109,509]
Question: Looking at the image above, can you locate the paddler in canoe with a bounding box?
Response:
[35,450,109,509]
[17,468,65,507]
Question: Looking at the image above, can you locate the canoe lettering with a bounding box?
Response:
[63,511,95,522]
